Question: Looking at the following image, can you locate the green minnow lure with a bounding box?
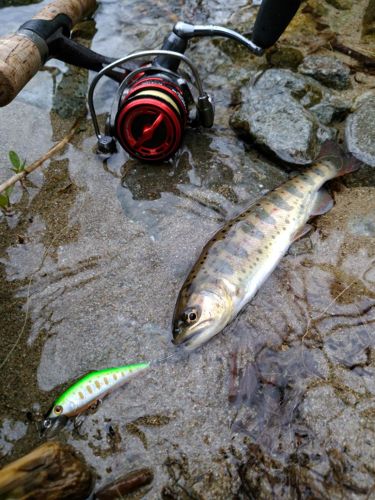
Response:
[42,362,150,430]
[172,142,362,350]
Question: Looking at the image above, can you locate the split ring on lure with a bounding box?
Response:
[42,362,150,432]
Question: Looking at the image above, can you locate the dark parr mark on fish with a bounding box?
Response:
[301,174,317,187]
[284,184,305,199]
[253,206,276,224]
[214,259,234,276]
[312,167,325,177]
[240,221,264,239]
[269,193,293,211]
[224,241,249,259]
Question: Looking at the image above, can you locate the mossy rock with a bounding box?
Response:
[266,47,304,70]
[325,0,352,10]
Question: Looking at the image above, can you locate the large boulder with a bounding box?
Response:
[345,95,375,167]
[230,69,349,165]
[298,55,351,90]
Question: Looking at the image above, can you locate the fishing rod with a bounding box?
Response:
[0,0,302,161]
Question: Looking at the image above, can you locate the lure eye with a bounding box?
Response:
[54,405,63,415]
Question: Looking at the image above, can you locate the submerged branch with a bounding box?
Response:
[0,120,79,195]
[331,40,375,68]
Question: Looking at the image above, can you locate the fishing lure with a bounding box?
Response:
[42,362,150,431]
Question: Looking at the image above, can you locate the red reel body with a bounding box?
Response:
[114,75,189,161]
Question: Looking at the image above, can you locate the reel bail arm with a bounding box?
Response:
[173,22,264,56]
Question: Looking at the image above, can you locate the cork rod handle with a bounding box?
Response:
[33,0,96,25]
[0,0,96,107]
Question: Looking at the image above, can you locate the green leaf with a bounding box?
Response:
[9,151,21,170]
[0,193,9,208]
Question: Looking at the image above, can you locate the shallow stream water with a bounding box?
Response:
[0,0,375,497]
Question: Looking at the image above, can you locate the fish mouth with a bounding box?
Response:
[172,320,212,346]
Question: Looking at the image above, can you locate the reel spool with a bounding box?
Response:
[112,74,189,161]
[114,76,187,161]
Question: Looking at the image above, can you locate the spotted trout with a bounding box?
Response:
[172,142,361,350]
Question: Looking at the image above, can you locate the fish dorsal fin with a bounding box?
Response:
[310,188,334,217]
[292,224,313,242]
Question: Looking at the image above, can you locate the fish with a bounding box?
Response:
[172,142,361,350]
[42,362,150,431]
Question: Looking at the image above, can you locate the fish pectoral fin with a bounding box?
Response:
[310,188,334,217]
[291,224,313,242]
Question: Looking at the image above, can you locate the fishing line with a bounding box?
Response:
[150,350,187,367]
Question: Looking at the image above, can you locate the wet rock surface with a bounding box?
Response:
[230,68,348,164]
[346,95,375,167]
[1,0,375,498]
[298,55,351,90]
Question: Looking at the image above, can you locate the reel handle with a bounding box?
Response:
[0,0,96,107]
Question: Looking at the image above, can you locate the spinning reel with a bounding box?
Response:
[89,48,212,161]
[0,0,302,162]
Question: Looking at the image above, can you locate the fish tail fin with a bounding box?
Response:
[318,140,362,177]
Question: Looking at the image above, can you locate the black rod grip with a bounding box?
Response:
[252,0,302,49]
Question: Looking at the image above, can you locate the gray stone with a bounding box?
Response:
[325,0,352,9]
[298,55,351,90]
[230,69,348,164]
[347,214,375,237]
[345,96,375,167]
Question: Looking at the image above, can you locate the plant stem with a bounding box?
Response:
[0,120,79,195]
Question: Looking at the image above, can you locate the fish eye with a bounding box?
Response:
[54,405,63,415]
[181,308,199,325]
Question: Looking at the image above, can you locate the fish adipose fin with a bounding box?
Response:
[292,224,313,242]
[310,188,334,217]
[318,141,363,176]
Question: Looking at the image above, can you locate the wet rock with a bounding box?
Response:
[363,0,375,36]
[347,213,375,237]
[95,468,154,499]
[309,97,349,125]
[239,444,290,499]
[298,55,351,90]
[0,420,27,458]
[266,47,304,70]
[325,0,352,9]
[230,69,347,164]
[288,235,313,255]
[300,385,346,424]
[238,443,331,499]
[345,95,375,167]
[324,326,371,367]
